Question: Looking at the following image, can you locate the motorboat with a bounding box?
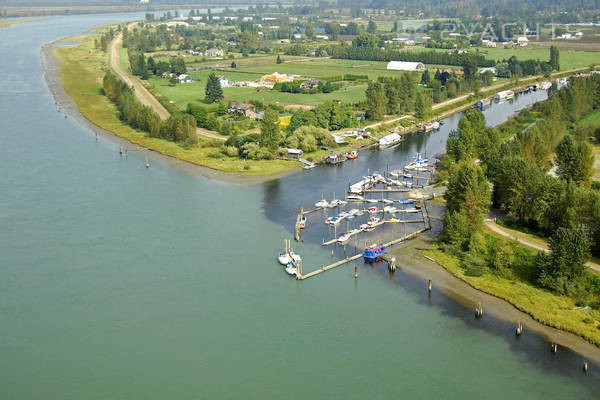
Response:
[298,215,306,229]
[285,264,297,275]
[338,233,351,243]
[368,216,380,226]
[403,207,419,213]
[290,252,302,263]
[368,207,379,214]
[278,252,292,265]
[403,173,413,179]
[348,208,360,215]
[397,199,415,204]
[347,195,364,201]
[359,224,369,230]
[330,199,347,207]
[346,150,358,160]
[365,199,378,204]
[363,244,386,263]
[384,206,397,213]
[381,199,394,204]
[315,199,329,208]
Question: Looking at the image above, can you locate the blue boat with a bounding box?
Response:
[363,244,386,263]
[397,199,415,204]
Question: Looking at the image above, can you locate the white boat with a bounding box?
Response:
[278,252,292,265]
[330,199,347,207]
[389,169,403,179]
[349,229,360,235]
[384,206,397,213]
[285,265,297,275]
[359,223,369,230]
[381,199,394,204]
[368,216,380,226]
[368,207,379,214]
[338,233,351,243]
[338,212,349,218]
[379,133,402,148]
[315,199,329,208]
[326,216,343,225]
[355,209,365,216]
[494,90,514,101]
[403,173,413,179]
[290,252,302,263]
[403,207,419,213]
[365,199,378,204]
[349,208,360,215]
[347,195,364,201]
[539,81,552,90]
[303,163,315,170]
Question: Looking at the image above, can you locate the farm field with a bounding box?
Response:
[148,75,368,109]
[476,46,600,69]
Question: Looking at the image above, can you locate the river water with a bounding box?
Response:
[1,14,598,399]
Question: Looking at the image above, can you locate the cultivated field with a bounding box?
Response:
[476,46,600,69]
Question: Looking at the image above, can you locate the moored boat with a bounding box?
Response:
[285,264,297,275]
[379,133,402,148]
[346,150,358,160]
[278,252,292,265]
[315,199,329,208]
[363,243,386,263]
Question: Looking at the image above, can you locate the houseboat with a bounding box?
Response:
[378,133,402,148]
[363,243,386,263]
[494,90,514,101]
[326,152,345,165]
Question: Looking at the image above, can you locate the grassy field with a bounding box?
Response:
[476,46,600,69]
[578,109,600,127]
[422,235,600,346]
[54,27,298,177]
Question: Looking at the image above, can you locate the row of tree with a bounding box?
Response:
[365,74,432,120]
[102,72,197,144]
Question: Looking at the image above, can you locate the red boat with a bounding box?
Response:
[346,150,358,160]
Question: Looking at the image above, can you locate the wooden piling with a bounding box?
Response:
[428,279,432,293]
[354,265,358,279]
[583,361,588,373]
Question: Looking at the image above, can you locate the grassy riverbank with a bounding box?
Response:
[53,26,297,177]
[422,230,600,347]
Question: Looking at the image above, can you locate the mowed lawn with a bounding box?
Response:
[476,46,600,69]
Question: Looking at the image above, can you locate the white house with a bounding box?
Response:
[178,74,193,83]
[479,67,497,76]
[386,61,425,71]
[516,36,529,46]
[482,39,496,47]
[315,34,329,40]
[218,77,230,87]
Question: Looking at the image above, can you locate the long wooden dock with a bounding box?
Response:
[321,219,426,246]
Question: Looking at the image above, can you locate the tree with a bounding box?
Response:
[536,227,590,294]
[445,163,491,229]
[420,69,430,85]
[231,61,237,68]
[556,135,595,187]
[550,45,560,71]
[391,21,398,33]
[205,72,223,103]
[261,108,279,150]
[414,92,431,119]
[365,81,387,121]
[352,32,379,48]
[276,55,283,64]
[367,19,377,34]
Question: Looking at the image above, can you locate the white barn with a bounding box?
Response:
[386,61,425,71]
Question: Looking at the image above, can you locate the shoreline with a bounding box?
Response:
[395,235,600,364]
[41,40,300,185]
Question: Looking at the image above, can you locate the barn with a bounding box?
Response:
[386,61,426,71]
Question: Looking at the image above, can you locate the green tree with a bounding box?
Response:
[420,69,430,85]
[445,163,491,229]
[365,80,387,121]
[550,45,560,71]
[414,92,431,119]
[352,32,379,48]
[205,72,224,103]
[261,108,280,150]
[556,135,595,187]
[231,61,237,68]
[367,19,377,34]
[536,227,590,294]
[276,55,283,64]
[391,21,398,33]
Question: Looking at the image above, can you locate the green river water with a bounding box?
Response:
[1,14,599,399]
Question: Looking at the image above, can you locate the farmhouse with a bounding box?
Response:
[300,79,323,90]
[229,103,257,119]
[386,61,425,71]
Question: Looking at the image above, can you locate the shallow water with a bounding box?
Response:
[1,14,598,400]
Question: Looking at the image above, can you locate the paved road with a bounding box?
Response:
[109,26,227,141]
[485,219,600,273]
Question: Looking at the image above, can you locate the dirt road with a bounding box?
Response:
[109,27,226,141]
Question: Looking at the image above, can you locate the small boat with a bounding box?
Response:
[368,207,379,214]
[359,223,369,230]
[338,233,351,243]
[327,216,343,225]
[290,252,302,263]
[278,252,291,265]
[338,212,349,218]
[397,198,415,204]
[381,199,394,204]
[365,199,378,204]
[346,150,358,160]
[347,195,364,201]
[363,243,386,263]
[349,229,360,235]
[348,208,360,216]
[298,215,306,229]
[315,199,329,208]
[368,216,380,226]
[389,169,403,179]
[303,164,316,170]
[330,199,347,207]
[285,264,297,275]
[403,207,419,213]
[355,209,365,216]
[384,206,397,213]
[405,182,413,188]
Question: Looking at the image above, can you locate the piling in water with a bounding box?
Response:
[428,279,432,293]
[583,361,588,373]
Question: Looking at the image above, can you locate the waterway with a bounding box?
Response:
[1,14,599,399]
